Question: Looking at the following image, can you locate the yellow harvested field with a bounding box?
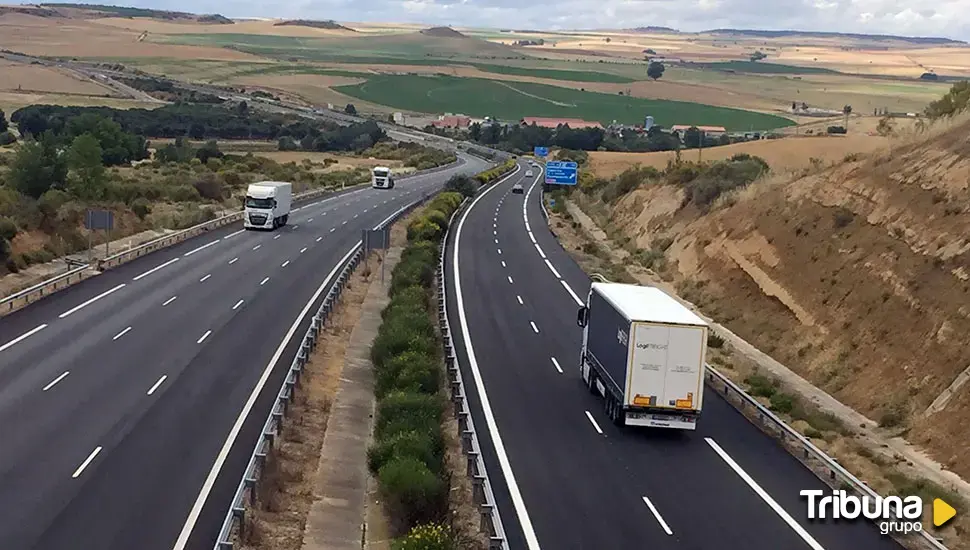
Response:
[0,91,161,113]
[0,13,265,59]
[587,135,890,177]
[92,17,360,37]
[0,59,112,95]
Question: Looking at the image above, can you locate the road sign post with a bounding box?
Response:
[84,209,114,259]
[544,161,578,186]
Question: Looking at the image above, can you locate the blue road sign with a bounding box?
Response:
[544,161,578,185]
[533,146,549,157]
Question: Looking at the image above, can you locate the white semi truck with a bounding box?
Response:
[372,166,394,189]
[576,282,708,430]
[244,181,292,230]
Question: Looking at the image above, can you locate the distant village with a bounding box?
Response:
[392,112,770,143]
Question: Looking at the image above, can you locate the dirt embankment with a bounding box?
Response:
[582,115,970,482]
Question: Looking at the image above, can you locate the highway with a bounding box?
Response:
[444,160,905,550]
[0,154,488,550]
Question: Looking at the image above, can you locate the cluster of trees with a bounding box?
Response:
[5,116,150,201]
[0,109,15,146]
[925,81,969,119]
[277,120,387,153]
[463,121,723,154]
[10,103,325,141]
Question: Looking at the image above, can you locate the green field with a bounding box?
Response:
[159,32,640,83]
[226,65,372,78]
[334,75,794,130]
[687,61,840,75]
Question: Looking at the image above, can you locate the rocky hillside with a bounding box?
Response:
[578,115,970,478]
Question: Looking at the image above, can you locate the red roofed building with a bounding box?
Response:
[432,115,472,128]
[521,117,604,130]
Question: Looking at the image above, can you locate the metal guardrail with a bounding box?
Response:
[213,190,438,550]
[436,197,509,550]
[704,366,949,550]
[0,160,466,317]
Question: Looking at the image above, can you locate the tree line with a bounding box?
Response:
[458,121,727,154]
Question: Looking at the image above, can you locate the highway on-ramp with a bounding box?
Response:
[0,154,488,550]
[444,161,904,549]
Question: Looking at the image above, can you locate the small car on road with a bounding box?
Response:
[525,169,534,177]
[512,183,524,194]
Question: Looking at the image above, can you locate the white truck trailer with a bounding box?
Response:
[372,166,395,189]
[576,282,708,430]
[244,181,292,230]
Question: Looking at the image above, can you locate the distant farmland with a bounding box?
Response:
[334,74,795,130]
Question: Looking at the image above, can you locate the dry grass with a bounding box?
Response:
[0,12,266,59]
[240,260,372,550]
[0,59,113,95]
[587,134,890,178]
[0,91,161,113]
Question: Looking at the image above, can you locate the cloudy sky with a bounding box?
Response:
[27,0,970,40]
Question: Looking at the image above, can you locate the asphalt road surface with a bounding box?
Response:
[0,154,488,550]
[444,161,905,550]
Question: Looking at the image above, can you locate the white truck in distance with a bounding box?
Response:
[576,282,708,430]
[244,181,292,230]
[372,166,394,189]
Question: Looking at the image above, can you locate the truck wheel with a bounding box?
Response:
[607,396,626,427]
[282,214,288,226]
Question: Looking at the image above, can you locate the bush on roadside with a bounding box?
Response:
[392,523,459,550]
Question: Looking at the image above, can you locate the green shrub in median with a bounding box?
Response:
[369,188,484,536]
[378,456,448,530]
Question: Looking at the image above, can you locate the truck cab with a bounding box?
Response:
[244,181,292,230]
[372,166,394,189]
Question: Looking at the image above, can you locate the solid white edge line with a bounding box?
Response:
[704,437,826,550]
[112,326,132,340]
[196,330,212,344]
[184,239,220,257]
[641,496,674,535]
[172,242,362,550]
[544,259,561,279]
[71,446,102,478]
[133,258,179,281]
[561,281,584,307]
[58,283,126,318]
[451,163,542,550]
[0,323,48,353]
[43,370,69,391]
[551,357,563,373]
[147,374,167,395]
[584,410,604,435]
